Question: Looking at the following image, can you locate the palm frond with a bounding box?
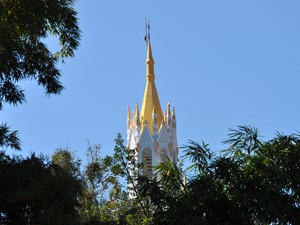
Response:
[181,140,213,174]
[223,125,262,157]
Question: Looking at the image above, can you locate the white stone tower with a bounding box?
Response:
[126,35,178,178]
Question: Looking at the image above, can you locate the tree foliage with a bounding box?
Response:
[50,143,126,225]
[4,126,300,225]
[136,126,300,225]
[0,0,80,107]
[0,152,82,225]
[51,147,82,178]
[0,0,81,151]
[82,142,118,222]
[112,133,153,223]
[0,123,20,150]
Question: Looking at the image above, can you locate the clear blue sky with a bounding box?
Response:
[3,0,300,160]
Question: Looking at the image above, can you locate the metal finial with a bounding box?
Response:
[144,19,150,43]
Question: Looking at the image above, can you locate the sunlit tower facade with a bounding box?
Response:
[126,25,179,178]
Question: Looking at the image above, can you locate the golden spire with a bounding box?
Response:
[134,103,140,127]
[152,105,156,116]
[146,43,154,81]
[172,107,177,129]
[172,107,176,120]
[164,111,167,122]
[140,24,163,134]
[167,102,171,117]
[127,106,131,129]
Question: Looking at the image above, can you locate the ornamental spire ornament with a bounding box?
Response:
[140,22,163,134]
[144,19,151,44]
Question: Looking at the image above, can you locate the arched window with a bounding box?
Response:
[142,148,152,178]
[160,148,167,162]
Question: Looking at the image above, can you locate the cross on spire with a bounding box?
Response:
[144,19,151,43]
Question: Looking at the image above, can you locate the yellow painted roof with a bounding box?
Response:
[140,43,163,134]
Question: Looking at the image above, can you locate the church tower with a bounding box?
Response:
[126,26,178,178]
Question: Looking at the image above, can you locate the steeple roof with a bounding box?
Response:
[140,43,163,134]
